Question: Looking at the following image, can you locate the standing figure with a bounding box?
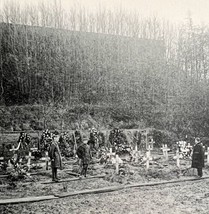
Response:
[192,137,205,178]
[48,131,63,182]
[76,139,91,177]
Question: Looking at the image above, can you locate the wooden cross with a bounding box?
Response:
[73,133,77,156]
[134,144,139,163]
[45,151,49,170]
[107,148,116,163]
[145,149,152,171]
[114,154,123,174]
[205,147,209,164]
[176,149,180,168]
[186,143,192,150]
[115,155,119,174]
[161,144,170,160]
[26,152,34,171]
[161,144,166,156]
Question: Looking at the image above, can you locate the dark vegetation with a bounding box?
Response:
[0,1,209,143]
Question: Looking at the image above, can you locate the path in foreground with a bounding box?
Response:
[2,178,209,214]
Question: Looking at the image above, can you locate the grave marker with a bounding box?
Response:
[135,144,138,163]
[205,147,209,164]
[176,149,180,168]
[161,144,170,160]
[115,155,119,174]
[45,151,49,170]
[26,152,35,171]
[107,148,116,163]
[145,149,152,170]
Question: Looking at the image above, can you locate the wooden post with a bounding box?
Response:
[107,148,115,163]
[115,155,119,174]
[205,147,209,164]
[145,147,152,171]
[145,131,148,150]
[161,144,165,156]
[27,152,32,171]
[135,144,138,163]
[45,151,49,170]
[165,144,168,160]
[73,133,77,156]
[146,151,150,170]
[176,149,180,168]
[162,144,170,161]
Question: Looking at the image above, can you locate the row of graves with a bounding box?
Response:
[0,128,150,178]
[1,128,209,183]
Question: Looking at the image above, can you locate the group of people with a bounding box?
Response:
[47,130,205,181]
[48,130,91,182]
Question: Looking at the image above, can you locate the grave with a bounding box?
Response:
[176,149,180,168]
[205,147,209,164]
[161,144,170,161]
[107,148,116,164]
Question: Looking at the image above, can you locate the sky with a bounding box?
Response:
[1,0,209,25]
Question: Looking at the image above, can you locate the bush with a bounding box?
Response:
[152,129,178,148]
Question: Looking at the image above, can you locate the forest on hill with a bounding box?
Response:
[0,1,209,140]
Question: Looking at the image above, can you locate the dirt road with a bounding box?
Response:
[1,178,209,214]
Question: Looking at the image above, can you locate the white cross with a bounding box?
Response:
[134,144,139,163]
[145,149,152,170]
[161,144,170,160]
[149,139,154,150]
[161,144,166,156]
[107,148,116,163]
[205,147,209,164]
[176,149,180,168]
[113,154,123,174]
[26,152,35,171]
[186,143,193,149]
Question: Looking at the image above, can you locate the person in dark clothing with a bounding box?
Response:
[191,137,205,178]
[77,139,91,177]
[87,132,97,156]
[48,131,63,182]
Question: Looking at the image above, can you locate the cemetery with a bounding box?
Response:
[2,0,209,213]
[1,128,209,211]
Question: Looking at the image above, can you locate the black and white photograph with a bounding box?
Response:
[1,0,209,213]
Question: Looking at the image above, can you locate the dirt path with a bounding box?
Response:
[1,178,209,214]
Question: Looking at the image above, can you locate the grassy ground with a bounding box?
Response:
[1,151,209,213]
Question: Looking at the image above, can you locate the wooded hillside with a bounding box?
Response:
[0,1,209,139]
